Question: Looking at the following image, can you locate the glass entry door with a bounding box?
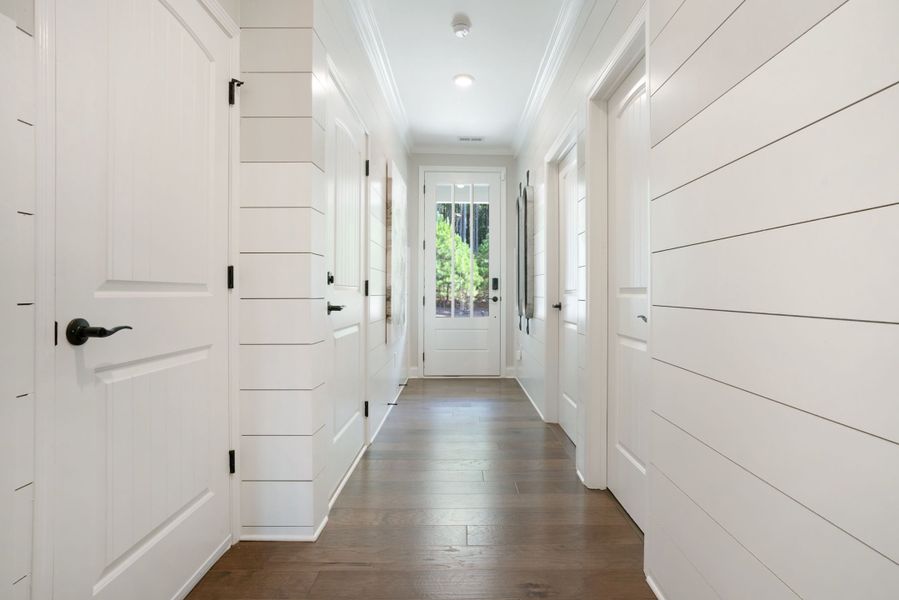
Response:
[423,171,502,376]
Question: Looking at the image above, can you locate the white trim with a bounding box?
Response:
[646,575,667,600]
[198,0,239,38]
[368,378,406,443]
[514,0,585,154]
[346,0,411,150]
[171,535,230,600]
[33,1,56,598]
[580,6,647,491]
[515,377,546,422]
[417,165,508,379]
[240,517,330,543]
[329,444,367,509]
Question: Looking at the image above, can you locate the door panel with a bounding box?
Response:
[557,149,578,443]
[423,172,501,376]
[323,85,366,497]
[54,1,232,598]
[608,58,650,530]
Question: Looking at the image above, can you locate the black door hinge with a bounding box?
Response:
[364,280,369,296]
[227,265,234,289]
[54,321,58,346]
[228,450,236,474]
[365,160,370,177]
[364,400,369,417]
[229,78,244,105]
[422,240,426,250]
[422,295,425,307]
[422,352,425,362]
[327,271,335,285]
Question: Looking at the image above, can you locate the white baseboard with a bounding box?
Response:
[408,366,420,378]
[173,535,230,600]
[240,518,328,542]
[645,574,666,600]
[515,377,546,421]
[369,379,405,443]
[329,444,367,510]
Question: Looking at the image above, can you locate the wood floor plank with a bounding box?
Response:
[187,378,651,599]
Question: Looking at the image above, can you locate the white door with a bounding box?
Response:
[323,86,367,496]
[54,2,233,599]
[607,58,650,530]
[556,149,579,443]
[423,171,501,376]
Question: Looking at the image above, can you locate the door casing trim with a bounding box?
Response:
[416,165,508,378]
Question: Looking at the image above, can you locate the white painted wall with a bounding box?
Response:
[514,0,644,426]
[0,2,35,598]
[645,0,899,598]
[407,153,517,376]
[237,0,409,540]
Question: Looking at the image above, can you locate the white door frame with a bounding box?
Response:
[579,7,647,490]
[31,2,241,597]
[416,165,507,378]
[543,116,579,426]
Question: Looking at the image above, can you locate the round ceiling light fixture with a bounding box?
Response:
[452,14,471,38]
[453,73,475,88]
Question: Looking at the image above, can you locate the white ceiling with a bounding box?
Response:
[367,0,568,154]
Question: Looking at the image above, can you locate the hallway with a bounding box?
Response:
[188,379,652,599]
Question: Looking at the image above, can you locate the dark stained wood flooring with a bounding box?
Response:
[188,378,654,599]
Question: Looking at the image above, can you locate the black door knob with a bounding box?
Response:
[552,302,562,310]
[66,318,133,346]
[327,302,345,314]
[491,296,499,303]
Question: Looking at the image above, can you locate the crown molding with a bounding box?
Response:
[513,0,585,154]
[347,0,412,150]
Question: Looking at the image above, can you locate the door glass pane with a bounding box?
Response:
[435,185,452,317]
[453,185,472,317]
[472,185,490,317]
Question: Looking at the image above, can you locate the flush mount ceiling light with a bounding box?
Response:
[453,73,475,88]
[452,14,471,38]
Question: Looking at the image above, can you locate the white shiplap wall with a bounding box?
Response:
[0,2,35,599]
[646,0,899,598]
[237,0,409,540]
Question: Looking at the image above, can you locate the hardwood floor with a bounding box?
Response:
[188,378,654,599]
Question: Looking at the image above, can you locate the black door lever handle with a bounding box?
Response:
[66,318,133,346]
[327,302,345,314]
[552,302,562,310]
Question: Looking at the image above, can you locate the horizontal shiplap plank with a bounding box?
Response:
[0,0,34,34]
[646,525,719,600]
[241,431,325,481]
[14,212,33,303]
[241,117,325,166]
[240,389,324,436]
[241,162,325,211]
[240,299,326,344]
[13,393,33,490]
[653,205,899,322]
[238,253,324,299]
[651,0,899,197]
[241,481,314,527]
[652,306,899,443]
[651,0,846,143]
[240,207,325,254]
[652,83,899,251]
[12,574,30,600]
[650,466,798,600]
[240,344,326,390]
[649,0,742,95]
[649,0,685,42]
[14,120,34,214]
[652,415,899,599]
[240,28,324,77]
[240,0,314,28]
[13,304,33,397]
[14,28,33,123]
[653,360,899,562]
[13,483,33,582]
[240,72,324,125]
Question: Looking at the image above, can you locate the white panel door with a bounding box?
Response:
[556,149,578,443]
[323,85,366,496]
[423,171,501,377]
[54,2,232,599]
[607,58,650,530]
